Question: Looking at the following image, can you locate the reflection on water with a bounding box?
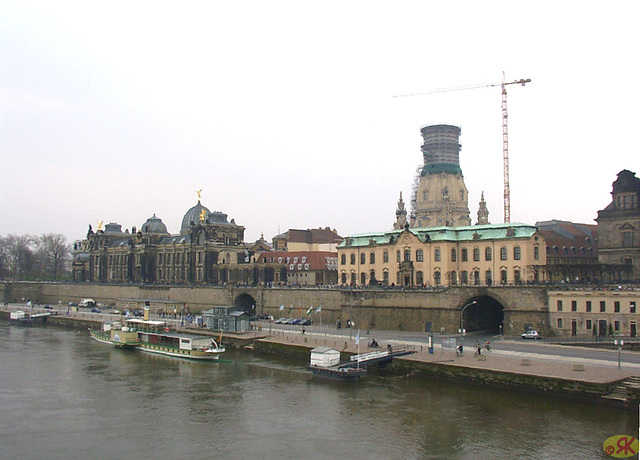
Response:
[0,323,636,459]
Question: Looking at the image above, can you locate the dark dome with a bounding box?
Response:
[181,201,229,231]
[104,222,123,234]
[141,214,168,234]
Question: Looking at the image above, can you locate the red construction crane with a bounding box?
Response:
[395,74,531,223]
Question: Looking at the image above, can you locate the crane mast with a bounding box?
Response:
[395,75,530,223]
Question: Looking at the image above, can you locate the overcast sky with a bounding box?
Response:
[1,2,638,245]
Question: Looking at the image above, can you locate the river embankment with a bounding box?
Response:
[2,307,639,409]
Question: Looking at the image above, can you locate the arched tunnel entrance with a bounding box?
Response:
[461,296,504,334]
[233,293,257,315]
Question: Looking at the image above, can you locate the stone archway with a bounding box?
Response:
[461,295,504,334]
[234,293,257,315]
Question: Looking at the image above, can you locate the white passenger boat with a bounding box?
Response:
[126,319,225,360]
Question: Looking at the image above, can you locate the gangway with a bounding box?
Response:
[344,345,417,368]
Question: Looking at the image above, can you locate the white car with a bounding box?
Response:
[521,330,542,339]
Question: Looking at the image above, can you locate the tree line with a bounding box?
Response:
[0,234,71,281]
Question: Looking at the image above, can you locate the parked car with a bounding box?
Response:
[275,317,288,324]
[521,330,542,339]
[43,304,54,310]
[91,307,102,313]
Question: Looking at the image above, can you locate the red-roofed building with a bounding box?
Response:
[536,220,600,283]
[254,251,338,286]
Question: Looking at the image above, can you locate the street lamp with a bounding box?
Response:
[459,300,478,343]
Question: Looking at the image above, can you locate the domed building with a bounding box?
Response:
[73,197,255,285]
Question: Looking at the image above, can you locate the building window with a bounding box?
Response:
[360,253,366,265]
[501,270,508,285]
[586,319,592,330]
[341,254,346,265]
[383,271,389,284]
[416,249,424,262]
[360,272,367,285]
[514,246,521,260]
[485,270,492,285]
[396,250,401,263]
[461,270,468,284]
[370,252,375,264]
[451,249,457,262]
[461,248,468,261]
[586,301,592,312]
[600,301,606,313]
[500,247,507,261]
[557,318,563,328]
[473,270,480,285]
[622,231,633,247]
[435,248,441,262]
[534,246,539,260]
[473,248,480,261]
[350,254,356,265]
[383,250,389,263]
[571,300,577,312]
[450,271,457,285]
[557,300,563,311]
[434,271,441,285]
[615,320,620,332]
[341,273,347,284]
[514,269,521,285]
[485,247,492,261]
[404,250,411,262]
[416,271,424,285]
[615,301,621,313]
[631,301,637,313]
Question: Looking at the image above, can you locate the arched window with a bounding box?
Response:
[404,249,411,262]
[360,253,366,265]
[435,248,441,261]
[461,248,468,261]
[360,272,367,285]
[350,253,356,265]
[341,254,346,265]
[383,250,389,263]
[451,248,457,262]
[396,250,401,262]
[370,252,375,264]
[416,249,424,262]
[485,247,492,261]
[434,271,441,285]
[500,246,507,260]
[514,246,521,260]
[473,248,480,261]
[534,246,539,260]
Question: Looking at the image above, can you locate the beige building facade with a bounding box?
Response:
[337,223,546,287]
[548,289,640,338]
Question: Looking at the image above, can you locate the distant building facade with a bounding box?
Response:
[272,228,343,252]
[337,223,546,287]
[536,220,600,283]
[548,289,639,338]
[596,169,640,281]
[72,199,258,285]
[253,251,338,286]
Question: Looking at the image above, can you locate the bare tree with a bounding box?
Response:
[37,233,70,280]
[5,234,37,280]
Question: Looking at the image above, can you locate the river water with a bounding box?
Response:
[0,323,636,460]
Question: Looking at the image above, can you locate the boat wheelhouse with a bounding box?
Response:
[89,321,141,348]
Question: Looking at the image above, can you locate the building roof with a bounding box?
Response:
[338,223,539,248]
[536,220,598,259]
[274,228,343,244]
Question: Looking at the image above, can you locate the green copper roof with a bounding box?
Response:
[338,223,539,248]
[421,163,462,176]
